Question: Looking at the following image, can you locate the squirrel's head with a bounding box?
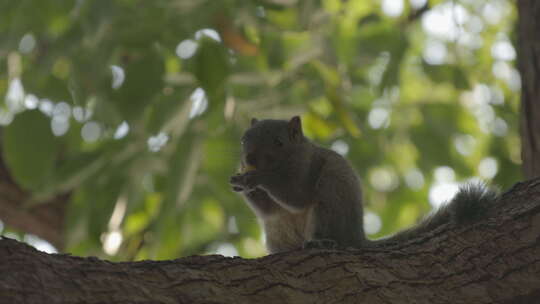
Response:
[240,116,305,172]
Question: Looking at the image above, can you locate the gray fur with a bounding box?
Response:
[371,183,498,246]
[230,117,364,253]
[231,117,498,253]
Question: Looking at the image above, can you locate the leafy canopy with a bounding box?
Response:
[0,0,520,259]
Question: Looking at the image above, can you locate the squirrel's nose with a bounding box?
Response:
[246,153,257,167]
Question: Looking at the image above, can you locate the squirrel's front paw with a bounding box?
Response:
[230,174,245,192]
[242,171,261,189]
[229,172,261,191]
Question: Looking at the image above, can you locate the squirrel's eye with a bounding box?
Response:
[274,138,283,147]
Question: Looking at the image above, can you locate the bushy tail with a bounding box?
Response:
[368,183,498,247]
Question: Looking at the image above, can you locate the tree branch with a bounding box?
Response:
[0,151,67,250]
[2,178,540,304]
[518,0,540,179]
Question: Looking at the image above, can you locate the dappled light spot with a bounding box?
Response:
[491,39,516,61]
[369,167,399,192]
[53,102,71,119]
[176,39,198,59]
[6,78,25,112]
[458,33,483,50]
[454,134,476,156]
[482,2,506,25]
[114,121,130,139]
[368,107,390,129]
[19,33,36,54]
[507,71,521,91]
[492,61,512,81]
[423,40,447,65]
[72,106,92,122]
[429,182,459,208]
[331,140,349,156]
[382,0,403,17]
[434,166,455,183]
[102,230,123,256]
[24,94,39,109]
[492,61,521,91]
[488,85,505,105]
[214,243,238,257]
[147,132,169,152]
[476,107,496,133]
[478,157,498,179]
[51,115,69,136]
[467,15,485,34]
[461,84,513,136]
[195,28,221,42]
[364,211,382,235]
[110,65,125,89]
[492,118,508,136]
[189,87,208,118]
[3,232,20,241]
[405,168,425,190]
[467,84,492,106]
[23,234,57,254]
[81,121,102,142]
[422,3,468,41]
[39,99,54,116]
[455,14,485,49]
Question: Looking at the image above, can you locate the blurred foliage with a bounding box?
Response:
[0,0,521,259]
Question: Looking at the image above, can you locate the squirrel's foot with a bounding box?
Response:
[303,239,338,250]
[229,171,261,191]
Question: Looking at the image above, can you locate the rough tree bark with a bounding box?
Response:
[518,0,540,179]
[2,177,540,304]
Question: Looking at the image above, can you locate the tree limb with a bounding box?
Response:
[518,0,540,179]
[2,178,540,304]
[0,152,67,250]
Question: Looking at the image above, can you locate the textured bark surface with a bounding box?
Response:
[518,0,540,179]
[2,178,540,304]
[0,152,67,250]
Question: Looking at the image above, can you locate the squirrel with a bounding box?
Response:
[229,116,498,253]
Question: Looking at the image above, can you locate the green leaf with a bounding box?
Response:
[422,61,470,90]
[149,131,205,257]
[311,60,361,137]
[379,34,408,91]
[145,92,190,134]
[192,37,230,105]
[113,47,165,121]
[2,110,58,191]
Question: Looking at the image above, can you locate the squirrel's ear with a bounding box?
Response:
[287,116,303,141]
[250,118,259,126]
